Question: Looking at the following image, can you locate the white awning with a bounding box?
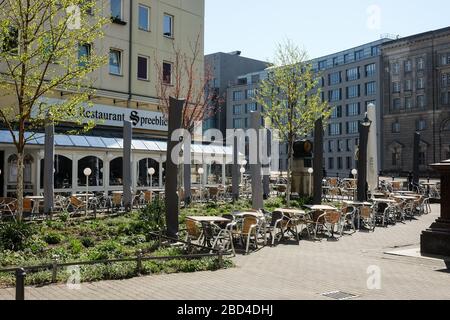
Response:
[0,131,234,155]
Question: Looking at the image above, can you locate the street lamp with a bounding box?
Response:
[83,168,92,215]
[240,166,246,197]
[308,168,314,196]
[148,167,155,191]
[357,113,372,202]
[198,167,204,202]
[352,169,358,200]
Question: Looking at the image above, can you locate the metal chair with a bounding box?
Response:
[359,206,376,232]
[231,215,259,255]
[69,196,86,216]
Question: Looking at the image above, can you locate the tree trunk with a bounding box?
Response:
[16,151,25,221]
[286,136,293,207]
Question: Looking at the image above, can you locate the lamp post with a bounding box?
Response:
[198,167,204,203]
[83,168,92,215]
[308,168,314,196]
[357,113,372,202]
[148,167,155,192]
[352,169,358,200]
[240,166,246,198]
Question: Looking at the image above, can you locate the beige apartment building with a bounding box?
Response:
[0,0,213,197]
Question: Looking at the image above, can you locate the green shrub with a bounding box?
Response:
[80,236,95,248]
[43,232,63,245]
[68,239,83,255]
[87,240,123,261]
[24,235,48,254]
[0,221,35,251]
[138,198,166,233]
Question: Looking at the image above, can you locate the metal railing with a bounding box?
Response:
[0,232,231,300]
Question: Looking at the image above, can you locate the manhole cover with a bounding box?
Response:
[322,291,358,300]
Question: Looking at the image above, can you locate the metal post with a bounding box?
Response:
[51,255,59,283]
[217,249,224,268]
[15,268,26,300]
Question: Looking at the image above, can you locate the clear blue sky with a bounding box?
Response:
[205,0,450,62]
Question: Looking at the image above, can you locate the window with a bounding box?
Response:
[163,61,172,84]
[416,119,427,131]
[109,49,122,75]
[246,89,256,99]
[163,14,174,37]
[392,121,400,133]
[338,140,344,153]
[328,140,334,153]
[233,91,243,101]
[233,105,243,115]
[392,98,401,111]
[331,106,342,119]
[365,64,376,77]
[441,54,449,66]
[318,60,327,70]
[78,43,91,67]
[346,157,352,169]
[392,149,401,166]
[110,0,123,20]
[346,67,359,81]
[392,62,400,75]
[329,89,341,102]
[442,74,448,87]
[137,55,149,80]
[405,97,412,109]
[346,121,359,134]
[138,4,150,31]
[365,82,376,96]
[346,103,360,117]
[329,123,342,136]
[417,95,426,109]
[371,46,380,56]
[404,60,412,73]
[2,26,18,54]
[246,103,257,112]
[417,57,425,70]
[333,57,339,66]
[346,140,352,152]
[393,82,401,93]
[329,72,341,85]
[344,53,353,63]
[337,157,343,170]
[417,77,425,89]
[405,79,412,91]
[419,151,426,166]
[346,85,360,99]
[354,50,364,61]
[328,158,334,170]
[233,118,245,129]
[441,92,449,105]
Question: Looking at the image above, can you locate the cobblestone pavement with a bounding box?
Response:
[1,204,449,300]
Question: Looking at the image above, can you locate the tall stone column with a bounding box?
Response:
[123,121,133,212]
[44,117,55,214]
[313,118,324,205]
[421,159,450,268]
[232,136,239,201]
[250,111,263,210]
[165,97,184,239]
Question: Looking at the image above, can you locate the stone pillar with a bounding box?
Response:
[421,159,450,267]
[165,97,184,239]
[357,123,370,202]
[44,118,55,214]
[250,111,263,210]
[232,136,239,201]
[123,121,132,211]
[313,118,324,205]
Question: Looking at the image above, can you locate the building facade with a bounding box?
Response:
[381,27,450,176]
[226,39,392,176]
[204,52,268,135]
[0,0,208,197]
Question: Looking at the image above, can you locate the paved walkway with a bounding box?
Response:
[1,204,449,300]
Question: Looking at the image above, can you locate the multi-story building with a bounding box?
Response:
[0,0,208,196]
[381,26,450,176]
[204,52,268,135]
[226,39,393,176]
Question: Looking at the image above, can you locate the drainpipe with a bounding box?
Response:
[128,0,133,108]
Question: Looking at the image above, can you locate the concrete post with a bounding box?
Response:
[250,111,263,210]
[123,121,132,211]
[44,117,55,214]
[313,118,324,205]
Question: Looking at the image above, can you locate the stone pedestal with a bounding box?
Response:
[291,159,312,197]
[421,159,450,267]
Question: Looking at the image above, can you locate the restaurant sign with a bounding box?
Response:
[34,97,168,132]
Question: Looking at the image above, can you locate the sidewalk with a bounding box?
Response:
[0,204,449,300]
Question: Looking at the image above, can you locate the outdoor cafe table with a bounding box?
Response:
[393,195,418,201]
[25,196,44,214]
[343,200,372,206]
[304,205,338,211]
[371,198,397,204]
[186,216,231,223]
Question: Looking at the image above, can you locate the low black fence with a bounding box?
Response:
[0,232,231,300]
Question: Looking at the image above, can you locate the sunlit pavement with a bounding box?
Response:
[0,204,449,300]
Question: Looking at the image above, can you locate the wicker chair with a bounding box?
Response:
[231,215,259,254]
[69,196,86,216]
[359,206,376,232]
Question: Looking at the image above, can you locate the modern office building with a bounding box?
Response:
[227,38,393,176]
[381,26,450,176]
[0,0,211,197]
[204,52,268,135]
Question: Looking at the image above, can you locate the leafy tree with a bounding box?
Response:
[255,40,331,206]
[0,0,109,219]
